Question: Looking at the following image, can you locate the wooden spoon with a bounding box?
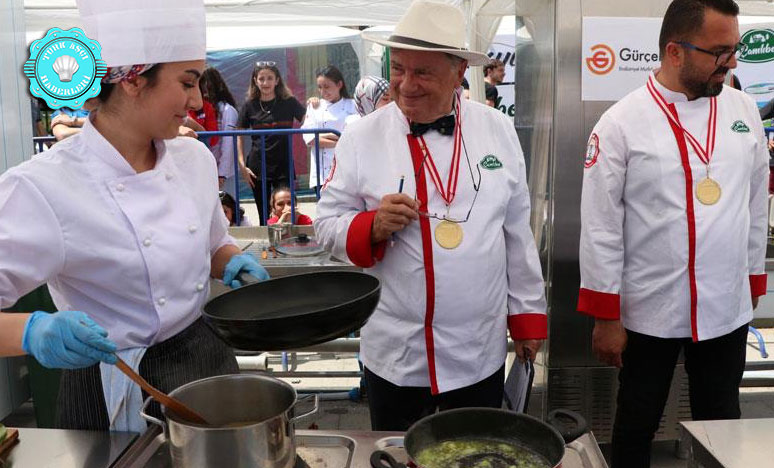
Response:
[114,356,209,425]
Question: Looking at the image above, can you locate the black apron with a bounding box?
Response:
[55,318,238,430]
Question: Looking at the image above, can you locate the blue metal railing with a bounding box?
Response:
[197,128,340,226]
[33,128,341,226]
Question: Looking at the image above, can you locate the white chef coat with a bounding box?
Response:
[213,101,239,180]
[315,99,547,394]
[0,116,235,349]
[578,72,769,341]
[301,98,358,187]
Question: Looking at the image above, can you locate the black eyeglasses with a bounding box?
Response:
[256,61,277,67]
[675,41,748,66]
[413,131,482,223]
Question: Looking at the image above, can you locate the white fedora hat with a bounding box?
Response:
[363,0,490,66]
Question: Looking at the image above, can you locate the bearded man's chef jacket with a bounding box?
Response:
[0,116,235,349]
[578,73,769,341]
[314,99,547,394]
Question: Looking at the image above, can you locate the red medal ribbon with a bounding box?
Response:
[413,98,463,206]
[646,75,717,167]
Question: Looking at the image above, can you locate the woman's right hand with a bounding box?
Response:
[22,311,117,369]
[240,165,257,189]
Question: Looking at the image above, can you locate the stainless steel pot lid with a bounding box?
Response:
[275,235,325,257]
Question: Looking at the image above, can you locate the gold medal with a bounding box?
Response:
[696,177,721,205]
[434,220,463,249]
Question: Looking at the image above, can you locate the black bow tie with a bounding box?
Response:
[409,114,455,137]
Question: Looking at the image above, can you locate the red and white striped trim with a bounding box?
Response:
[646,77,703,341]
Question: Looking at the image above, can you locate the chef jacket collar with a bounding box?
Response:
[649,70,712,105]
[81,113,171,179]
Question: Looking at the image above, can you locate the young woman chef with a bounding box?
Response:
[0,0,267,430]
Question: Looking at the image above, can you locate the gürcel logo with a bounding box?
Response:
[739,29,774,63]
[586,44,615,75]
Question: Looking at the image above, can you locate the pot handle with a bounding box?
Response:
[547,409,588,444]
[370,450,407,468]
[289,393,319,424]
[139,396,167,432]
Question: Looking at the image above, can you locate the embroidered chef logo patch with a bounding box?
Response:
[24,28,107,109]
[731,120,750,133]
[585,133,600,168]
[479,155,503,170]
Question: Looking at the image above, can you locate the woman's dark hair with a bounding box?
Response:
[316,65,350,99]
[219,191,244,225]
[201,67,236,117]
[247,64,293,102]
[98,63,164,103]
[659,0,739,56]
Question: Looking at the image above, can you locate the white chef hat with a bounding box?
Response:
[76,0,206,68]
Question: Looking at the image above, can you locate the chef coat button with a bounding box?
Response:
[157,297,167,306]
[116,183,125,192]
[165,173,173,181]
[196,283,204,292]
[143,238,152,247]
[188,225,198,233]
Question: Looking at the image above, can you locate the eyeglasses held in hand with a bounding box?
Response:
[256,61,277,67]
[674,41,748,66]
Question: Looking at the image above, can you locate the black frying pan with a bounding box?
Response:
[370,408,587,468]
[203,270,381,351]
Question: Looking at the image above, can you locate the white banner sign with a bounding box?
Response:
[581,17,662,101]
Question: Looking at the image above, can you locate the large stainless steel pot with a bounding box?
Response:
[139,374,318,468]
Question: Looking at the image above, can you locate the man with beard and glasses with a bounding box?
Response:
[577,0,769,466]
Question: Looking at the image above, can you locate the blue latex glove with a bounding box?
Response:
[223,252,270,288]
[22,311,117,369]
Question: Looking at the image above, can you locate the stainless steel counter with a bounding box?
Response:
[681,418,774,468]
[113,426,606,467]
[2,428,136,467]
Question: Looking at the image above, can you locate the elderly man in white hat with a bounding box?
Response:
[315,0,547,430]
[0,0,269,432]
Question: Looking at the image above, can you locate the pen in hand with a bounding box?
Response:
[391,175,405,247]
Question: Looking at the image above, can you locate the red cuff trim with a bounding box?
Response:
[577,288,620,320]
[750,274,767,298]
[508,313,547,340]
[345,211,386,268]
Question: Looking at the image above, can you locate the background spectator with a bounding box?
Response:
[483,58,505,107]
[237,62,306,225]
[267,186,312,225]
[201,67,239,194]
[220,191,251,226]
[301,65,357,188]
[50,105,91,141]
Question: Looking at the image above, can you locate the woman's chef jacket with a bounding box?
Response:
[0,117,235,349]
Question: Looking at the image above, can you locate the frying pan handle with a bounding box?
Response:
[139,396,167,432]
[289,393,319,424]
[370,450,407,468]
[236,271,260,285]
[547,409,588,444]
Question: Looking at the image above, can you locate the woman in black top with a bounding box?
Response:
[237,62,305,224]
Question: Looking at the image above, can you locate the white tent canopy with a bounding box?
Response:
[24,0,521,101]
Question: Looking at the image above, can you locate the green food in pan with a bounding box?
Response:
[414,439,551,468]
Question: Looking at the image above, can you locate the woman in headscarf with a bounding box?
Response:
[0,0,267,431]
[353,75,392,118]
